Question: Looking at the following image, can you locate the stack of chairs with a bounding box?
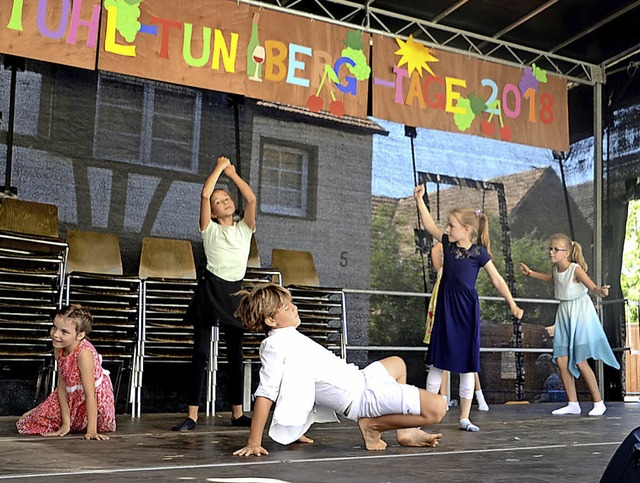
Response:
[138,237,198,416]
[238,265,282,366]
[0,198,68,402]
[240,263,283,364]
[227,234,283,409]
[271,249,347,359]
[64,230,142,416]
[139,234,276,416]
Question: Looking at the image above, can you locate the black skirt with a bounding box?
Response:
[185,269,244,329]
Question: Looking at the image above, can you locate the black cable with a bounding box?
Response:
[553,150,575,241]
[230,94,245,213]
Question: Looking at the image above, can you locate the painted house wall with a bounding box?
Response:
[0,57,377,414]
[249,115,372,290]
[0,59,376,287]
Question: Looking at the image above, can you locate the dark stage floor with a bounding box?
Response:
[0,402,638,482]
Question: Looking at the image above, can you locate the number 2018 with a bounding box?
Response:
[481,79,554,124]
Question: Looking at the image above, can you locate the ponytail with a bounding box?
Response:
[477,213,492,257]
[569,239,588,272]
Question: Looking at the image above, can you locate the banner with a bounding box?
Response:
[0,0,100,69]
[0,1,570,150]
[371,34,569,151]
[96,0,370,118]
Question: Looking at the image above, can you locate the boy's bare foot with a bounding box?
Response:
[396,428,442,447]
[297,435,314,444]
[357,418,387,451]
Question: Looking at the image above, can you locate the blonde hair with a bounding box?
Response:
[550,233,588,271]
[449,207,492,257]
[56,304,93,335]
[235,283,291,333]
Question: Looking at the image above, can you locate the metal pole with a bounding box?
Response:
[405,126,430,299]
[232,95,243,209]
[5,62,17,192]
[593,75,605,397]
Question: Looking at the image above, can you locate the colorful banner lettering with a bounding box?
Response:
[0,0,101,69]
[0,1,569,150]
[371,35,569,151]
[96,0,370,118]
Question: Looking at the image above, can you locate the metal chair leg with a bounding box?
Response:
[206,325,219,417]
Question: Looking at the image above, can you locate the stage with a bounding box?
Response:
[1,402,638,482]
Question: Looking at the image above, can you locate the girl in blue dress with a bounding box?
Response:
[414,185,524,432]
[519,233,619,416]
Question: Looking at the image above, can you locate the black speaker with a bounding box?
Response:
[600,426,640,482]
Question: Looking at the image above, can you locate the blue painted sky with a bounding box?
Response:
[370,117,592,198]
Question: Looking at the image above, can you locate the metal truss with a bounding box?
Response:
[236,0,603,86]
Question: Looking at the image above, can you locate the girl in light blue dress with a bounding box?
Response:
[519,233,620,416]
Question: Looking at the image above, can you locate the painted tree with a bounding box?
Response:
[369,200,426,347]
[476,214,554,325]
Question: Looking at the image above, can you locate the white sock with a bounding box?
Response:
[475,390,489,411]
[459,418,480,432]
[552,402,581,415]
[588,401,606,416]
[441,394,449,411]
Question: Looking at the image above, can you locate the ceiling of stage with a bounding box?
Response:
[251,0,640,141]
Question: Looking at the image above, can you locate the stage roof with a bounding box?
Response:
[250,0,640,78]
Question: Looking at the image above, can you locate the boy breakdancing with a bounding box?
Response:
[232,283,446,456]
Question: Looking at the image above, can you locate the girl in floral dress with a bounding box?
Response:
[16,305,115,440]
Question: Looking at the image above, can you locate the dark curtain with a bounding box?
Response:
[602,176,639,400]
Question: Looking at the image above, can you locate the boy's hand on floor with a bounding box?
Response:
[233,444,269,457]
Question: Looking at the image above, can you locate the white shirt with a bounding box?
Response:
[254,326,364,444]
[201,219,253,281]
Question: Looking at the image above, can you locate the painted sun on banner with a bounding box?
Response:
[372,34,569,151]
